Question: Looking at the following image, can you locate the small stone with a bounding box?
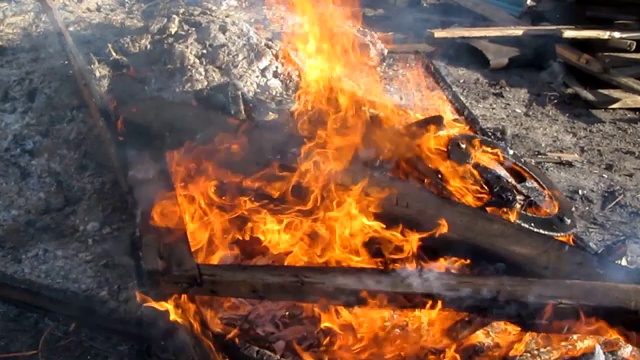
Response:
[86,222,100,232]
[26,248,39,258]
[591,344,605,360]
[102,226,112,234]
[266,78,282,92]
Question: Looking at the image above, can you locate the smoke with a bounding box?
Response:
[126,149,168,212]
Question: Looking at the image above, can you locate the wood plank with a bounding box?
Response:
[429,25,573,38]
[601,39,637,52]
[555,43,606,74]
[358,170,640,283]
[598,52,640,67]
[556,44,640,94]
[611,65,640,78]
[578,88,640,109]
[175,264,640,342]
[428,26,640,40]
[0,272,149,340]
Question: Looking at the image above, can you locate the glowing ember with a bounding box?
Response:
[139,0,631,358]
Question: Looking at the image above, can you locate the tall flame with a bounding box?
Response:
[141,0,632,358]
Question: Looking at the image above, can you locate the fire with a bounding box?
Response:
[136,292,222,359]
[138,0,632,358]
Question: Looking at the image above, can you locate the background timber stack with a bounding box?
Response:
[550,0,640,108]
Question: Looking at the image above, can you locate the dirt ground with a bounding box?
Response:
[0,0,639,359]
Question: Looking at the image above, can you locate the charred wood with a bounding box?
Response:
[0,271,282,360]
[446,315,493,342]
[167,263,640,344]
[350,169,640,283]
[0,271,202,359]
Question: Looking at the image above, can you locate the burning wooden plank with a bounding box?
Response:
[357,169,640,283]
[158,263,640,343]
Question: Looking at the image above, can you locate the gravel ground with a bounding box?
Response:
[0,0,294,357]
[0,0,639,359]
[0,0,145,357]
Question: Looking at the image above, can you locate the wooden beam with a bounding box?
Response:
[574,88,640,109]
[556,44,640,94]
[555,43,606,74]
[171,264,640,341]
[357,171,640,283]
[428,26,640,40]
[611,65,640,78]
[602,39,637,52]
[598,52,640,67]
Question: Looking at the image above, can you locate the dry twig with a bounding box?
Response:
[0,325,55,359]
[0,350,39,359]
[38,325,55,360]
[604,194,625,211]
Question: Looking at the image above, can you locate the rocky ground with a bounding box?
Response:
[0,0,639,359]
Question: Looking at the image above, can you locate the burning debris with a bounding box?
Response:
[102,0,640,358]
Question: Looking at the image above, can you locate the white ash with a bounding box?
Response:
[110,2,298,107]
[393,267,474,298]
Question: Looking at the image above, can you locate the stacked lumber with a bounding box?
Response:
[429,0,640,109]
[567,0,640,108]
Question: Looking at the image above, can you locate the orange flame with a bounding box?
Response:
[136,292,222,359]
[139,0,632,358]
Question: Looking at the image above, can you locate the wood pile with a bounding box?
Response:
[428,0,640,109]
[566,0,640,108]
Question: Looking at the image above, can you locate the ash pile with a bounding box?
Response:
[96,2,298,119]
[0,0,300,358]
